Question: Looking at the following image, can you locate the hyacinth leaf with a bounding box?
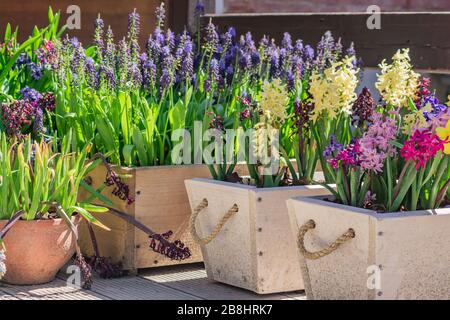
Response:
[132,126,148,166]
[123,144,136,167]
[119,92,132,145]
[422,154,441,187]
[357,174,371,208]
[315,180,340,200]
[389,140,403,149]
[386,156,393,208]
[55,205,78,240]
[80,180,114,206]
[429,157,448,208]
[350,169,359,207]
[169,99,187,131]
[281,146,300,185]
[71,206,110,231]
[4,23,11,43]
[391,164,417,212]
[336,167,349,205]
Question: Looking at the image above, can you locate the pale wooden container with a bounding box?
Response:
[287,196,450,300]
[185,178,330,294]
[78,164,250,272]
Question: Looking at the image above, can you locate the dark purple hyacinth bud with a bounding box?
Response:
[302,45,314,63]
[238,49,251,70]
[102,65,117,89]
[20,87,42,103]
[351,87,375,127]
[127,10,141,63]
[240,108,251,121]
[33,107,44,135]
[294,40,303,55]
[346,42,355,57]
[14,53,31,69]
[251,51,260,67]
[165,29,175,49]
[30,63,43,80]
[194,1,205,17]
[118,38,130,87]
[204,19,219,53]
[94,15,104,59]
[155,2,166,28]
[85,57,99,89]
[286,72,295,92]
[149,231,191,261]
[39,92,56,112]
[225,65,234,85]
[1,100,36,137]
[294,99,314,134]
[103,26,116,67]
[160,68,173,91]
[282,32,293,51]
[323,135,344,157]
[105,170,135,205]
[180,47,194,82]
[130,62,142,88]
[244,32,256,51]
[269,48,280,78]
[259,36,269,50]
[334,38,343,57]
[128,9,140,40]
[291,55,304,78]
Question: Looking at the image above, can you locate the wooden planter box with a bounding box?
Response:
[287,196,450,300]
[78,164,250,272]
[185,178,330,294]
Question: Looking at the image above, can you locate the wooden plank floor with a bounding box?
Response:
[0,263,306,300]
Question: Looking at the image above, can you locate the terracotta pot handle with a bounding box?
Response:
[189,199,239,245]
[297,219,355,260]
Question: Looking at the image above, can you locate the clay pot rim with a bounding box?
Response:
[0,214,80,225]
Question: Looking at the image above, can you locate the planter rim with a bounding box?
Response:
[289,195,450,219]
[108,163,248,171]
[187,177,334,193]
[0,215,80,225]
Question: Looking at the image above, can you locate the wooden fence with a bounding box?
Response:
[203,12,450,72]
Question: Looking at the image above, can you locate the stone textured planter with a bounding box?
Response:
[0,216,79,285]
[287,196,450,300]
[185,178,330,294]
[78,164,251,272]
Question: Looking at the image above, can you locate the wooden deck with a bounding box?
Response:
[0,263,306,300]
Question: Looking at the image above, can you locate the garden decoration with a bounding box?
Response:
[288,49,450,300]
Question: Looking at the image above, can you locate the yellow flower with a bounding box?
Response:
[309,56,359,121]
[436,119,450,154]
[375,48,419,108]
[447,95,450,106]
[402,104,430,134]
[259,79,288,125]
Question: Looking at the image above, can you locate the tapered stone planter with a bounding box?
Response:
[287,196,450,300]
[78,164,251,272]
[185,178,330,294]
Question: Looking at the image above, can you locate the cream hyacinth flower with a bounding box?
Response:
[309,56,359,121]
[402,104,431,134]
[375,48,419,108]
[259,78,288,126]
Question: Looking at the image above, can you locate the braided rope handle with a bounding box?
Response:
[298,219,355,260]
[189,199,239,245]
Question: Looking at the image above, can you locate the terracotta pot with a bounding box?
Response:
[0,216,80,285]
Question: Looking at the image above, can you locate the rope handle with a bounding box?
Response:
[189,199,239,245]
[297,219,355,260]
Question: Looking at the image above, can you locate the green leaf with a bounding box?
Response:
[71,206,111,231]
